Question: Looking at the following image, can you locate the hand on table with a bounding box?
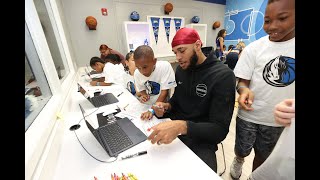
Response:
[139,94,150,103]
[140,110,153,121]
[147,120,186,145]
[90,80,98,86]
[140,102,170,120]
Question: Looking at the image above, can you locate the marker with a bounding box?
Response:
[121,150,147,160]
[117,92,124,97]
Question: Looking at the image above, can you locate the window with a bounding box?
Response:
[34,0,69,80]
[25,0,76,179]
[25,35,52,131]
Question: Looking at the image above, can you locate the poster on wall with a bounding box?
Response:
[147,16,184,57]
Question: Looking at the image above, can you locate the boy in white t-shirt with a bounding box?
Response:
[89,56,126,86]
[230,0,295,179]
[133,45,177,118]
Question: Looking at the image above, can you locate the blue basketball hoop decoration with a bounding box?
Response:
[192,16,200,23]
[130,11,140,21]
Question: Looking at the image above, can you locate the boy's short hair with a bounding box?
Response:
[90,56,105,66]
[133,45,154,61]
[105,54,121,63]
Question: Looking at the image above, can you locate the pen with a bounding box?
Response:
[121,150,147,160]
[117,92,124,97]
[123,104,129,111]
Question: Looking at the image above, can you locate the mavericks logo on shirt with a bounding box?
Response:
[144,80,160,95]
[263,55,295,87]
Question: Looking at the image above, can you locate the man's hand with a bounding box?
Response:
[147,120,187,145]
[152,102,170,117]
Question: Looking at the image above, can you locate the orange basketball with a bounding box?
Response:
[213,21,221,29]
[164,3,173,14]
[85,16,97,30]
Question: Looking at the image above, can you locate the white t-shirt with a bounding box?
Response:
[233,36,295,126]
[123,71,138,96]
[134,60,177,105]
[103,62,126,85]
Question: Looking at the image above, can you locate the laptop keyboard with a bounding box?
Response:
[90,93,118,107]
[99,123,133,155]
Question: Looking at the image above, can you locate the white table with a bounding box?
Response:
[52,68,222,180]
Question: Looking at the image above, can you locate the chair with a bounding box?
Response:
[225,50,240,70]
[201,46,213,57]
[219,142,226,176]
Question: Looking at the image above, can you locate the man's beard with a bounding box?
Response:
[185,51,198,71]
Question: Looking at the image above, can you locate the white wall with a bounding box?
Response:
[56,0,78,70]
[60,0,225,67]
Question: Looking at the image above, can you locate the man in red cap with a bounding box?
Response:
[142,27,236,172]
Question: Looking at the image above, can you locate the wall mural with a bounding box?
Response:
[224,0,267,48]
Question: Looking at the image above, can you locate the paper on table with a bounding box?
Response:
[116,101,150,119]
[101,108,117,116]
[90,73,104,78]
[140,118,170,136]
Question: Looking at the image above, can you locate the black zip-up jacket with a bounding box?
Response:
[164,53,236,151]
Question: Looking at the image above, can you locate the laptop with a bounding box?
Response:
[79,104,147,157]
[78,83,119,107]
[86,64,100,75]
[84,66,100,81]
